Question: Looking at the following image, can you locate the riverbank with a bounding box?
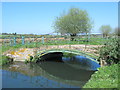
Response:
[0,45,25,65]
[0,46,12,65]
[83,64,119,88]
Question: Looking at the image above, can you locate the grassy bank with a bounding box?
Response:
[1,55,13,65]
[0,46,11,65]
[83,64,119,88]
[0,45,23,65]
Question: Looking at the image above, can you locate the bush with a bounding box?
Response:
[99,37,119,65]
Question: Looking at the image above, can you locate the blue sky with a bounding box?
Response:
[2,2,118,34]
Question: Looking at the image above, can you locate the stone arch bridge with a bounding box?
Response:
[32,49,99,64]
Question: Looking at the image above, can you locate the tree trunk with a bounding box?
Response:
[70,33,77,41]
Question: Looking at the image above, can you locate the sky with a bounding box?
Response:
[2,2,118,34]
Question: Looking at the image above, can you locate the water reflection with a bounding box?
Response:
[38,62,94,81]
[62,55,100,70]
[2,54,100,88]
[2,70,79,88]
[2,63,81,88]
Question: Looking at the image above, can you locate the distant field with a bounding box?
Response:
[0,35,22,38]
[0,35,10,37]
[0,34,46,38]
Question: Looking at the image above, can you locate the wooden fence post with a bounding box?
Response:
[42,36,44,44]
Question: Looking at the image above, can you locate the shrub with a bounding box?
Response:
[99,37,119,65]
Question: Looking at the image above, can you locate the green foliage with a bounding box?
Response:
[30,56,33,61]
[0,55,13,65]
[114,27,120,36]
[99,37,119,65]
[99,25,112,38]
[83,64,119,88]
[0,46,12,65]
[1,44,24,65]
[54,8,93,40]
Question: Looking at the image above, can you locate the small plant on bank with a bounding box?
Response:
[1,55,13,65]
[26,55,42,63]
[31,55,38,62]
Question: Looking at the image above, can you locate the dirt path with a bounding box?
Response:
[4,45,102,62]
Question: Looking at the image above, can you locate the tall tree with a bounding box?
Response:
[99,25,112,38]
[53,8,93,41]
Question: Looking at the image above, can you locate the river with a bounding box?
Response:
[1,55,100,88]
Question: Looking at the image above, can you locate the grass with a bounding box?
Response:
[83,64,119,88]
[0,46,11,65]
[43,37,107,45]
[18,37,107,49]
[1,36,108,45]
[1,55,13,65]
[0,44,24,65]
